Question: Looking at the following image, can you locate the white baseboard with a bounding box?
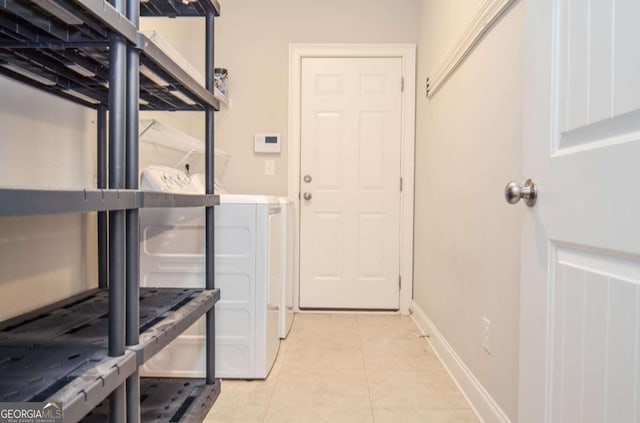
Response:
[410,300,512,423]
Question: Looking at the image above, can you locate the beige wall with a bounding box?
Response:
[216,0,420,195]
[143,0,421,195]
[413,0,524,420]
[0,76,97,320]
[0,1,420,318]
[0,3,524,418]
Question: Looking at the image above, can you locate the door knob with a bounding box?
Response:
[505,179,537,207]
[304,175,312,183]
[303,192,312,201]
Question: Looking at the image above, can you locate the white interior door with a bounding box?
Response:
[299,57,402,309]
[519,1,640,422]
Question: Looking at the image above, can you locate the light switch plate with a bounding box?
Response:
[264,160,275,176]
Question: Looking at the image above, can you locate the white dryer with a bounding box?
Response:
[278,197,295,338]
[138,166,281,379]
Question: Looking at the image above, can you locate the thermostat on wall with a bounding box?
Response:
[254,133,281,153]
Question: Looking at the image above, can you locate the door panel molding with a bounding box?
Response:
[288,44,416,314]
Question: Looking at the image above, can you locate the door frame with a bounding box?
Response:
[288,44,416,314]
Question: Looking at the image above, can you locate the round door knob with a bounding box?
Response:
[303,192,312,201]
[505,179,537,207]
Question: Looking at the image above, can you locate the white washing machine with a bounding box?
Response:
[278,197,295,339]
[138,166,281,379]
[193,173,294,339]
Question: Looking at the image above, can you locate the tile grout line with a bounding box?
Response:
[357,313,377,423]
[206,314,478,422]
[261,321,297,422]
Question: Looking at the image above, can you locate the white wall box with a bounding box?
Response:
[0,1,223,422]
[254,133,281,153]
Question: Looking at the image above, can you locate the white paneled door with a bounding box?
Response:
[519,1,640,422]
[299,57,402,309]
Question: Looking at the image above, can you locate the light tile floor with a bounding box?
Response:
[205,313,479,423]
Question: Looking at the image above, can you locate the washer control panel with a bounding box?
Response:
[141,166,200,194]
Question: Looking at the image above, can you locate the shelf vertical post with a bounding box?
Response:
[205,9,216,386]
[125,0,141,421]
[108,0,127,421]
[97,105,108,289]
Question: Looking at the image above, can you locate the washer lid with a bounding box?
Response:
[278,196,293,205]
[218,194,281,205]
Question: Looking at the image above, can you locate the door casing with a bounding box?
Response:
[288,44,416,314]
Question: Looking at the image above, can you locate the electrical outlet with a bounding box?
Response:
[482,317,492,354]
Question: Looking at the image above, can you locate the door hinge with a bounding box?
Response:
[399,275,402,290]
[401,77,405,92]
[400,177,403,192]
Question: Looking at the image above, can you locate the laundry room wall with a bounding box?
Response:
[412,0,524,421]
[0,1,419,320]
[0,76,97,320]
[141,0,421,195]
[215,0,421,195]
